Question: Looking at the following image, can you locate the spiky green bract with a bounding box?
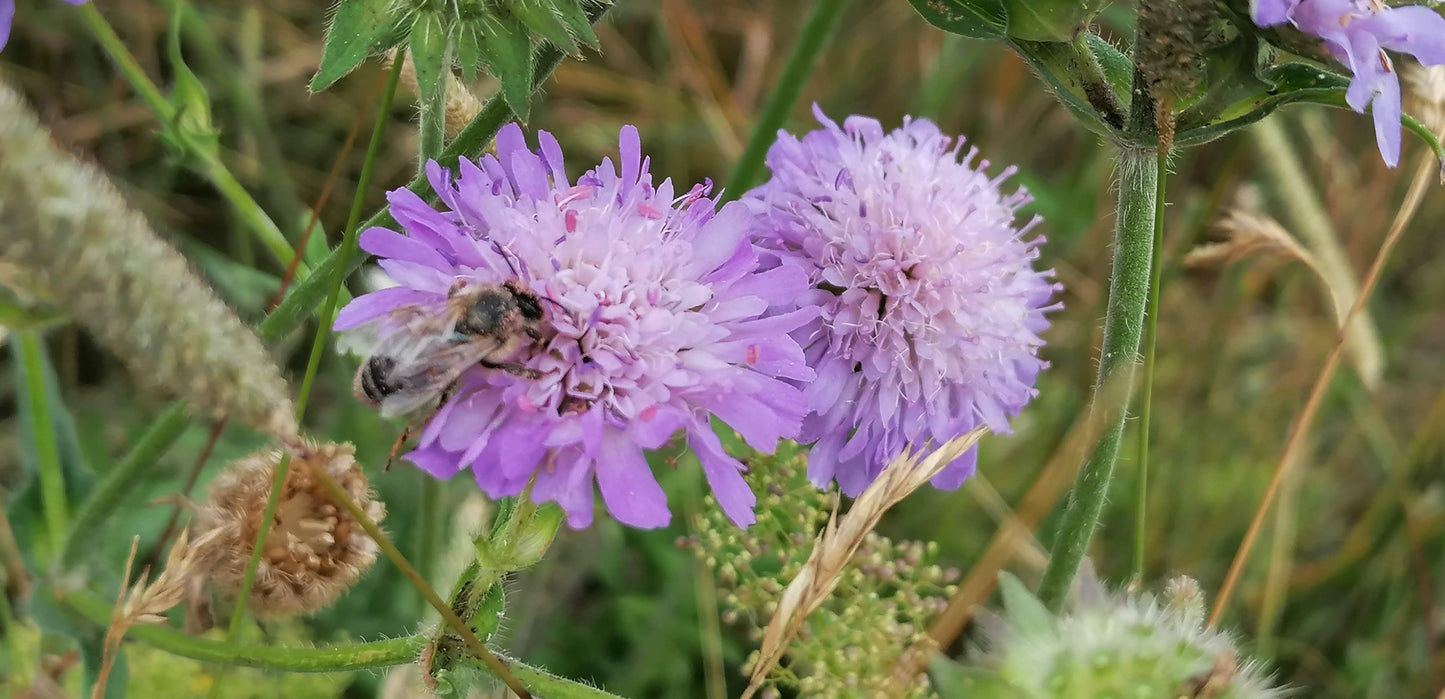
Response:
[687,442,959,698]
[938,573,1284,699]
[313,0,606,117]
[0,82,297,442]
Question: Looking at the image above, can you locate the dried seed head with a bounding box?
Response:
[194,443,384,617]
[1136,0,1219,100]
[0,81,297,441]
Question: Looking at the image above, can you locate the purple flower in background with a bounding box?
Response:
[745,107,1059,497]
[1253,0,1445,167]
[336,124,816,529]
[1,0,88,53]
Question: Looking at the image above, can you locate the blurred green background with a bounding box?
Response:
[4,1,1445,696]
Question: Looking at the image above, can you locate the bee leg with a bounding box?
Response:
[385,424,413,471]
[481,359,544,380]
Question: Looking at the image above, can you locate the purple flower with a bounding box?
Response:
[335,124,816,529]
[744,107,1059,497]
[1,0,88,53]
[1254,0,1445,167]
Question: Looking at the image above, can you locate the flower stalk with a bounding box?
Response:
[1038,71,1159,609]
[221,57,405,642]
[1132,143,1168,584]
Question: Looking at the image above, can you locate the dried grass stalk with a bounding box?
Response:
[0,81,298,441]
[1187,210,1337,317]
[742,427,989,699]
[92,530,212,699]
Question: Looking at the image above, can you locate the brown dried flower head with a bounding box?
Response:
[195,442,384,617]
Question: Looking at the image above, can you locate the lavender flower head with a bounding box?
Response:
[1,0,87,53]
[1254,0,1445,167]
[335,124,816,529]
[745,107,1059,496]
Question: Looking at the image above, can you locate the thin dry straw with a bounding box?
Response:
[0,81,298,442]
[1208,147,1440,628]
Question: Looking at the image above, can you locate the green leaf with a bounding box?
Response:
[8,334,91,558]
[929,655,1017,699]
[556,0,600,51]
[410,12,450,106]
[1005,0,1104,42]
[311,0,409,93]
[1173,62,1445,159]
[905,0,1007,40]
[478,13,536,121]
[505,0,580,56]
[997,572,1054,637]
[455,24,486,83]
[471,584,505,641]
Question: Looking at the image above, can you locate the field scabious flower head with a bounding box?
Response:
[0,0,87,52]
[336,124,816,530]
[1253,0,1445,167]
[745,107,1059,496]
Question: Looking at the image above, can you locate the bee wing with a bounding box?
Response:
[374,335,509,419]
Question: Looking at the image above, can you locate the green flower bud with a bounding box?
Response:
[933,573,1283,699]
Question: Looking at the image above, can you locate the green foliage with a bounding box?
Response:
[691,443,958,698]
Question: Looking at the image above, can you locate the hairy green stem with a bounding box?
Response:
[1131,146,1169,583]
[61,588,619,696]
[221,58,405,645]
[60,401,189,569]
[306,461,531,697]
[1038,145,1158,608]
[721,0,849,202]
[17,331,67,552]
[77,5,172,120]
[61,588,423,670]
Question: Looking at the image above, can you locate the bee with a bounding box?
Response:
[351,279,548,420]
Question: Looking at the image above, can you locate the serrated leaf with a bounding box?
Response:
[311,0,409,93]
[410,12,450,104]
[906,0,1007,40]
[997,572,1055,638]
[478,14,536,121]
[505,0,580,55]
[556,0,599,51]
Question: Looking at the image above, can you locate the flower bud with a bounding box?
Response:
[194,443,384,617]
[938,572,1283,698]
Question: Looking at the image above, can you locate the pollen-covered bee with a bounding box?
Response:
[351,279,548,419]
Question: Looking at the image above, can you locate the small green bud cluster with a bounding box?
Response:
[943,573,1283,699]
[686,442,960,698]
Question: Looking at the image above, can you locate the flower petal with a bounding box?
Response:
[595,433,670,528]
